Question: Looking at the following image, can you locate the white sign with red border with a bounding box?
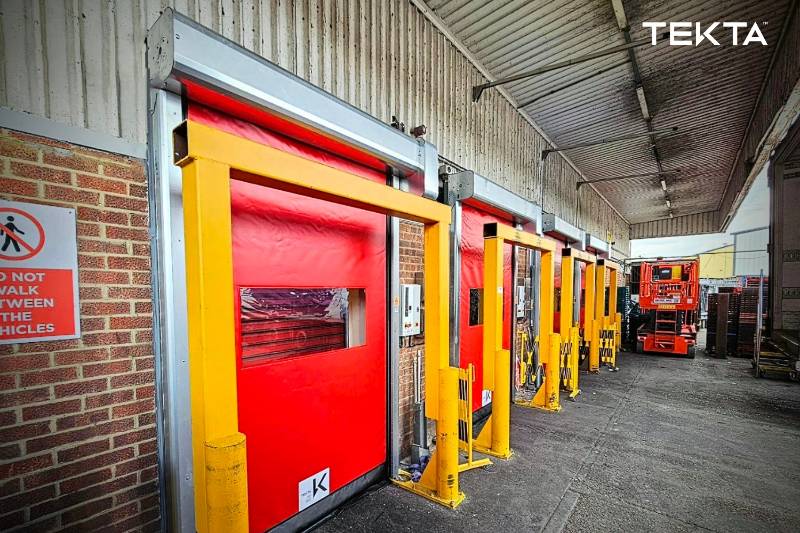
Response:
[0,200,80,344]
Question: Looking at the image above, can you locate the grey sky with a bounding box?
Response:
[630,165,769,258]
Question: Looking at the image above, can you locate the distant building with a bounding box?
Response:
[732,227,769,276]
[699,244,734,279]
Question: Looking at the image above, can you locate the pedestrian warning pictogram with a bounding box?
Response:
[0,200,79,345]
[0,207,45,261]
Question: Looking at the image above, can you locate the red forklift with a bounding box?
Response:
[636,259,700,357]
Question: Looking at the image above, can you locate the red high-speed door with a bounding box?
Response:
[459,205,513,411]
[193,106,388,532]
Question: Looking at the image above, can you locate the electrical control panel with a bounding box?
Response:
[516,286,526,318]
[401,284,422,336]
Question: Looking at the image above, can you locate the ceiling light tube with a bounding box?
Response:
[665,199,671,208]
[636,86,650,120]
[660,179,667,191]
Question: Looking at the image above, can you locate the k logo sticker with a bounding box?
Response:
[299,468,330,511]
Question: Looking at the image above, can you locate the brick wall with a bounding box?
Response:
[0,130,160,532]
[398,221,425,459]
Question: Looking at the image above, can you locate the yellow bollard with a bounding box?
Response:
[205,433,249,532]
[546,333,562,410]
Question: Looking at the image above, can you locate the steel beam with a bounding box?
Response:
[472,36,665,102]
[542,128,678,160]
[575,170,680,189]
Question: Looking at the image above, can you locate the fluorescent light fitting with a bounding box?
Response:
[636,86,650,120]
[669,211,674,218]
[611,0,628,29]
[665,199,671,208]
[660,179,667,191]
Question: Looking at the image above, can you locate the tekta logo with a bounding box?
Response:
[643,22,767,46]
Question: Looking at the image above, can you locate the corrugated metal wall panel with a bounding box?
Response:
[630,210,717,239]
[733,228,769,276]
[0,0,629,253]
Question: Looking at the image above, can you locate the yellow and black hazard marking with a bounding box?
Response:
[599,328,616,365]
[560,340,573,386]
[457,365,493,472]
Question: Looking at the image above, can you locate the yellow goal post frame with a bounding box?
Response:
[590,258,622,371]
[476,222,558,460]
[559,247,596,398]
[173,119,463,529]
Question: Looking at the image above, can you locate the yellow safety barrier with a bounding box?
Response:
[559,248,596,399]
[475,223,558,461]
[457,365,493,472]
[599,326,616,366]
[174,119,461,529]
[590,259,621,372]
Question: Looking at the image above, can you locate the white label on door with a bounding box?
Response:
[299,467,330,511]
[482,389,492,407]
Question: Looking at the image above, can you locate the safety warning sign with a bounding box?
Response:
[0,200,80,344]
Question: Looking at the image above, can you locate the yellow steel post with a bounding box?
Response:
[475,236,512,459]
[174,120,461,512]
[474,225,557,450]
[480,237,504,393]
[181,158,248,533]
[559,253,580,399]
[474,225,558,414]
[414,221,463,506]
[606,261,620,369]
[532,247,560,411]
[591,261,606,372]
[584,262,596,372]
[560,255,574,346]
[608,266,618,323]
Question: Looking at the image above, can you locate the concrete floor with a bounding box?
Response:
[316,352,800,532]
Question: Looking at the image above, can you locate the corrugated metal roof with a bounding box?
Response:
[427,0,791,225]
